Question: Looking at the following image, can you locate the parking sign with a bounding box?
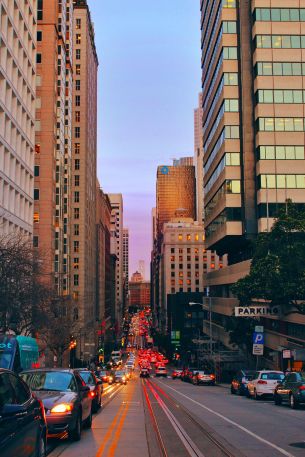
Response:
[253,332,264,344]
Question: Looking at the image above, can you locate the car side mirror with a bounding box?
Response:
[80,385,90,392]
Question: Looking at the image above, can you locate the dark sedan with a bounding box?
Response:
[231,370,256,396]
[76,369,103,413]
[274,371,305,409]
[0,368,47,457]
[21,369,92,441]
[95,370,109,383]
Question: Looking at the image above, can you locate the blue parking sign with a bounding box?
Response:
[253,332,264,344]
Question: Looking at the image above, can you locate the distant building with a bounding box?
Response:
[194,93,204,224]
[123,228,129,311]
[129,272,150,308]
[0,0,36,235]
[139,260,145,279]
[173,157,193,167]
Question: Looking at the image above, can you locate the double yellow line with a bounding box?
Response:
[96,383,136,457]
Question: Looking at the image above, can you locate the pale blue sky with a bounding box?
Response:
[87,0,201,278]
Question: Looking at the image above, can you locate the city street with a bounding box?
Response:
[48,370,305,457]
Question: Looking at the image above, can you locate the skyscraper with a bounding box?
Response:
[0,0,36,235]
[34,0,73,295]
[139,260,145,279]
[201,0,305,366]
[70,0,98,357]
[123,228,129,309]
[156,163,196,238]
[109,194,124,330]
[194,93,204,224]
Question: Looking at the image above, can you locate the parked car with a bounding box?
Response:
[0,368,47,457]
[192,370,216,385]
[76,369,103,413]
[155,366,167,377]
[247,370,285,400]
[140,368,150,378]
[231,370,256,396]
[21,369,92,441]
[180,368,197,382]
[274,371,305,409]
[172,369,182,379]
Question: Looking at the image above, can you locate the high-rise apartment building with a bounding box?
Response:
[123,228,129,309]
[71,0,98,358]
[139,260,145,279]
[156,164,196,238]
[0,0,36,235]
[201,0,305,368]
[194,93,204,224]
[109,194,124,330]
[34,0,73,295]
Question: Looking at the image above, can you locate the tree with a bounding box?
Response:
[232,201,305,315]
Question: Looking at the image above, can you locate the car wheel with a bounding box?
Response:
[289,394,299,409]
[274,393,282,406]
[36,432,46,457]
[69,412,82,441]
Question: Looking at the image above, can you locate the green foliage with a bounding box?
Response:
[232,201,305,314]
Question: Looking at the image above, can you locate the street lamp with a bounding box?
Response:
[189,287,213,361]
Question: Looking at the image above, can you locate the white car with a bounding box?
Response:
[247,370,285,400]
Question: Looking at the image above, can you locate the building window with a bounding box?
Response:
[37,31,42,41]
[187,248,191,253]
[195,234,199,241]
[75,127,80,138]
[74,159,80,170]
[76,64,81,75]
[195,279,199,285]
[187,256,191,261]
[75,143,80,154]
[170,256,175,261]
[76,18,81,29]
[187,234,191,240]
[178,234,182,241]
[195,264,199,269]
[76,49,81,60]
[74,258,79,269]
[34,166,40,177]
[171,280,175,286]
[171,264,175,269]
[75,80,80,91]
[74,191,80,203]
[37,0,43,19]
[75,95,80,106]
[179,288,183,292]
[179,280,183,286]
[171,272,175,277]
[187,287,192,292]
[187,264,191,269]
[74,224,79,236]
[76,34,81,44]
[74,175,80,186]
[36,53,42,63]
[171,288,175,294]
[74,275,79,286]
[187,280,191,285]
[34,189,40,200]
[33,236,39,248]
[171,248,175,253]
[74,208,80,219]
[34,212,39,223]
[75,111,80,122]
[74,241,79,253]
[179,272,183,278]
[257,117,305,132]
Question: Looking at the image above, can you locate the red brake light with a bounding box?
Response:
[90,391,95,398]
[298,385,305,391]
[258,380,267,385]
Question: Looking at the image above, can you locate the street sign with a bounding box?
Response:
[255,326,264,333]
[253,332,264,344]
[283,350,292,359]
[235,306,279,317]
[253,344,264,355]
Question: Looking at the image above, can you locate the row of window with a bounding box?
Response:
[205,153,240,194]
[257,117,305,132]
[176,234,205,241]
[255,61,305,77]
[171,288,200,294]
[257,145,304,161]
[171,256,208,263]
[258,203,305,218]
[170,248,206,254]
[255,35,305,49]
[206,207,242,239]
[254,8,305,23]
[205,180,241,219]
[171,264,201,270]
[171,280,200,286]
[258,174,305,189]
[256,89,305,104]
[171,271,201,278]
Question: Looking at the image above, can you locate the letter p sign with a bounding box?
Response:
[253,332,264,344]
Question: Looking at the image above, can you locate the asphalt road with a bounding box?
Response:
[48,372,305,457]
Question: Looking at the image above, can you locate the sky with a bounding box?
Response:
[87,0,202,279]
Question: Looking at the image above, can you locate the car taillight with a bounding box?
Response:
[90,391,96,398]
[298,385,305,391]
[258,380,268,385]
[210,374,215,379]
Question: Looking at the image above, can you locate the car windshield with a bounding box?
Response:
[21,371,77,392]
[197,371,210,375]
[98,371,107,376]
[261,372,284,380]
[116,371,125,376]
[79,372,94,384]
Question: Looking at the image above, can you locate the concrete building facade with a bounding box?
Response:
[34,0,73,296]
[194,93,204,224]
[0,0,36,235]
[129,271,150,308]
[109,193,124,332]
[200,0,305,369]
[122,228,129,311]
[70,0,98,359]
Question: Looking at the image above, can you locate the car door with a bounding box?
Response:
[9,373,39,457]
[249,372,259,394]
[75,374,90,421]
[0,372,29,457]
